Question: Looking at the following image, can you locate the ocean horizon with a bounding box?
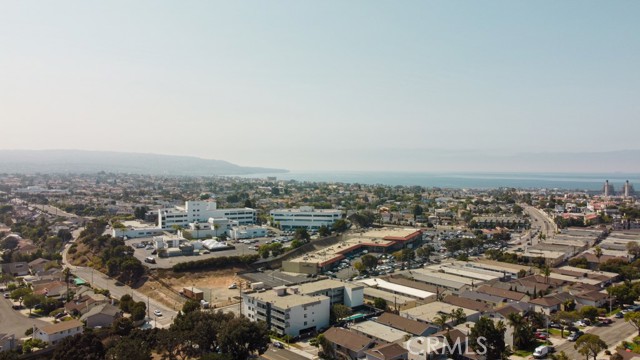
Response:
[239,171,640,191]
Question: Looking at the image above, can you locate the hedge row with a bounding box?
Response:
[172,254,260,272]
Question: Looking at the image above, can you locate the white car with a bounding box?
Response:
[154,310,163,316]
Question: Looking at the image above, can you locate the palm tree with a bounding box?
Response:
[507,313,529,350]
[451,308,467,325]
[594,246,603,268]
[433,313,450,330]
[543,265,551,284]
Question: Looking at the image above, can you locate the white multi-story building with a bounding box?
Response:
[158,201,256,230]
[270,206,342,231]
[243,286,331,337]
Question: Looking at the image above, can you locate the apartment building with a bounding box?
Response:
[270,206,342,231]
[242,286,331,337]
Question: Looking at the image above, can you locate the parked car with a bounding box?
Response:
[535,332,548,340]
[144,256,156,264]
[273,341,284,349]
[154,310,163,316]
[615,312,625,319]
[598,317,613,324]
[567,331,584,342]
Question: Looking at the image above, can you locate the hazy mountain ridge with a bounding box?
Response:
[0,150,288,176]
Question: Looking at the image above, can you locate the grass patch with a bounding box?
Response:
[548,328,564,337]
[608,308,622,316]
[512,349,533,357]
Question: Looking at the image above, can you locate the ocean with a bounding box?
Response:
[239,171,640,191]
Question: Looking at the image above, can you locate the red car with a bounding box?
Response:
[535,332,548,340]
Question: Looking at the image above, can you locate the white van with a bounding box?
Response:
[533,345,551,359]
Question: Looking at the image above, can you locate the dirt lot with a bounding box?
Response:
[139,268,249,311]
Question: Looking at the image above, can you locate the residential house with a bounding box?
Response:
[365,343,409,360]
[375,312,439,337]
[323,327,375,360]
[80,303,122,328]
[0,262,29,277]
[33,319,84,345]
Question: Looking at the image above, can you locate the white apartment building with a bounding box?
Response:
[158,201,256,229]
[243,286,331,337]
[270,206,342,231]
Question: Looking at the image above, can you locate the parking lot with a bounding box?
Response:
[126,236,279,269]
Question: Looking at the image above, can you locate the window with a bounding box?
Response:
[304,321,307,326]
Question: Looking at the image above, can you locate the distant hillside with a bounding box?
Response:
[0,150,288,176]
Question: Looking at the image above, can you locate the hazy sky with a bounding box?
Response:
[1,1,639,171]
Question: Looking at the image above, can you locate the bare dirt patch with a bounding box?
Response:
[141,268,250,310]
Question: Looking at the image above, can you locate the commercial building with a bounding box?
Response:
[158,200,256,229]
[283,228,424,275]
[270,206,343,231]
[357,278,437,302]
[242,286,331,337]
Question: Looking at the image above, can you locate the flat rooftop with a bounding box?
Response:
[363,287,415,305]
[349,320,410,343]
[470,259,535,273]
[424,264,501,282]
[288,228,421,266]
[357,278,436,300]
[409,269,478,286]
[295,278,363,293]
[245,289,328,309]
[400,302,479,323]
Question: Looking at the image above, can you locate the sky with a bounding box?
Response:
[1,1,639,172]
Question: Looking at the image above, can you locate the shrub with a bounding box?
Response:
[172,254,259,272]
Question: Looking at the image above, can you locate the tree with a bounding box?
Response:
[316,334,337,360]
[469,317,508,360]
[627,242,640,259]
[52,333,105,360]
[106,337,151,360]
[131,301,147,321]
[412,205,424,221]
[331,304,352,323]
[451,308,467,325]
[607,282,639,305]
[294,228,310,242]
[182,299,201,314]
[111,317,134,336]
[22,293,42,315]
[574,334,607,360]
[594,246,603,267]
[580,306,599,322]
[354,261,365,274]
[318,225,330,237]
[393,248,415,262]
[244,199,253,208]
[550,351,570,360]
[433,314,450,330]
[360,254,378,271]
[332,219,349,232]
[507,312,534,350]
[373,297,387,310]
[625,312,640,335]
[218,317,269,360]
[119,294,134,313]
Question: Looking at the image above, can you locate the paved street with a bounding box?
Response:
[555,319,636,360]
[522,204,556,244]
[0,296,49,339]
[260,345,313,360]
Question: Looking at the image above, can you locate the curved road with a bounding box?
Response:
[62,240,177,328]
[0,295,49,339]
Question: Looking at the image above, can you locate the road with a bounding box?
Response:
[260,345,312,360]
[70,265,178,328]
[522,204,556,245]
[0,296,49,339]
[62,238,177,328]
[555,318,636,360]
